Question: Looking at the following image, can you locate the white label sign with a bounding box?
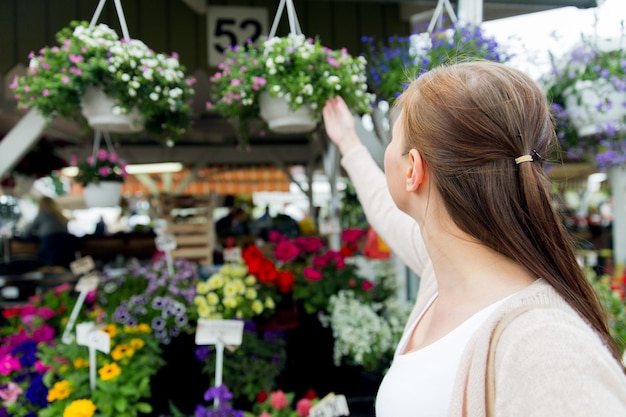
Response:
[195,319,244,346]
[70,256,95,276]
[223,246,242,263]
[75,273,100,293]
[309,393,350,417]
[319,217,341,235]
[207,6,268,67]
[155,234,177,251]
[76,322,111,354]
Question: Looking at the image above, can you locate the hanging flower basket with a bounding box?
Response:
[563,79,626,137]
[80,87,145,134]
[259,91,317,134]
[83,181,123,208]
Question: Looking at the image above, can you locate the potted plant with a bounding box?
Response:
[362,21,512,104]
[206,33,375,147]
[72,148,127,208]
[543,33,626,171]
[9,20,196,145]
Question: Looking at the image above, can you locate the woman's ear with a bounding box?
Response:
[406,148,425,192]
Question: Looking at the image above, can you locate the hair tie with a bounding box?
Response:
[515,155,533,165]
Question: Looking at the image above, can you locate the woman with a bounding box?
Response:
[322,61,626,416]
[24,196,75,267]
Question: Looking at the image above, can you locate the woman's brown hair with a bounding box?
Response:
[395,61,623,367]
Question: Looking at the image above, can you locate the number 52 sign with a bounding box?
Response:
[207,6,268,67]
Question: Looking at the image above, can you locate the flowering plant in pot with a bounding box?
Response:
[543,33,626,171]
[96,257,199,345]
[72,149,128,187]
[362,21,511,104]
[10,20,195,144]
[37,323,165,417]
[207,33,375,146]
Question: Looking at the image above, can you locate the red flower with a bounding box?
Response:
[303,388,317,399]
[362,280,375,291]
[257,258,278,283]
[256,390,268,403]
[340,244,354,258]
[2,307,20,319]
[276,270,295,293]
[242,245,264,264]
[270,390,289,410]
[294,236,324,253]
[341,228,366,244]
[303,266,322,281]
[296,398,313,416]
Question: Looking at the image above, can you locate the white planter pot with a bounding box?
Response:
[259,91,317,134]
[80,87,144,134]
[83,181,123,208]
[563,79,626,137]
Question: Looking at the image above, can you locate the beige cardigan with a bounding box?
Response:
[341,145,626,416]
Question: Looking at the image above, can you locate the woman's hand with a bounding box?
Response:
[322,97,363,155]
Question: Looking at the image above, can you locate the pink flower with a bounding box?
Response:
[296,398,313,416]
[362,280,375,291]
[35,361,51,373]
[274,240,301,262]
[32,324,55,343]
[0,355,22,376]
[97,149,108,160]
[206,102,213,110]
[0,381,23,406]
[61,76,69,84]
[98,166,112,176]
[341,228,366,244]
[108,152,119,163]
[41,61,50,70]
[9,76,18,89]
[86,155,95,165]
[230,79,241,87]
[42,89,50,97]
[54,282,72,295]
[303,266,322,281]
[270,390,289,410]
[259,412,271,417]
[36,306,55,320]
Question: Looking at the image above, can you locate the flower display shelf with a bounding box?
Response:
[259,91,317,134]
[82,181,122,208]
[80,87,145,134]
[563,80,626,137]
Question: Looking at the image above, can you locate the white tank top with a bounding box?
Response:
[375,294,512,417]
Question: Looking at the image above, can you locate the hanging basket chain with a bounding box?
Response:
[91,130,116,160]
[89,0,131,41]
[427,0,458,33]
[268,0,303,38]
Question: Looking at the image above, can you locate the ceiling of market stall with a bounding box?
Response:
[0,0,605,189]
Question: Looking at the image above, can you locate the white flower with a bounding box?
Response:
[271,85,281,93]
[150,92,159,101]
[121,73,131,82]
[327,75,340,84]
[275,55,285,64]
[128,88,136,97]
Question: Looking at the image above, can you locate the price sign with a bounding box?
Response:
[76,322,111,354]
[319,217,341,235]
[70,256,95,276]
[223,246,242,263]
[75,273,100,293]
[195,319,244,346]
[155,234,177,251]
[309,393,350,417]
[207,6,268,67]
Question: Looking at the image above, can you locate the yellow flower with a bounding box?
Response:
[223,297,237,309]
[230,264,247,278]
[233,279,246,294]
[236,310,244,318]
[196,281,210,294]
[47,380,72,402]
[194,295,208,306]
[111,344,135,361]
[197,304,210,318]
[73,357,89,369]
[264,297,276,309]
[129,338,145,350]
[63,399,97,417]
[223,282,238,297]
[251,300,264,314]
[244,274,256,285]
[124,323,151,333]
[207,274,224,289]
[100,324,118,338]
[245,288,257,300]
[98,362,121,381]
[206,292,219,305]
